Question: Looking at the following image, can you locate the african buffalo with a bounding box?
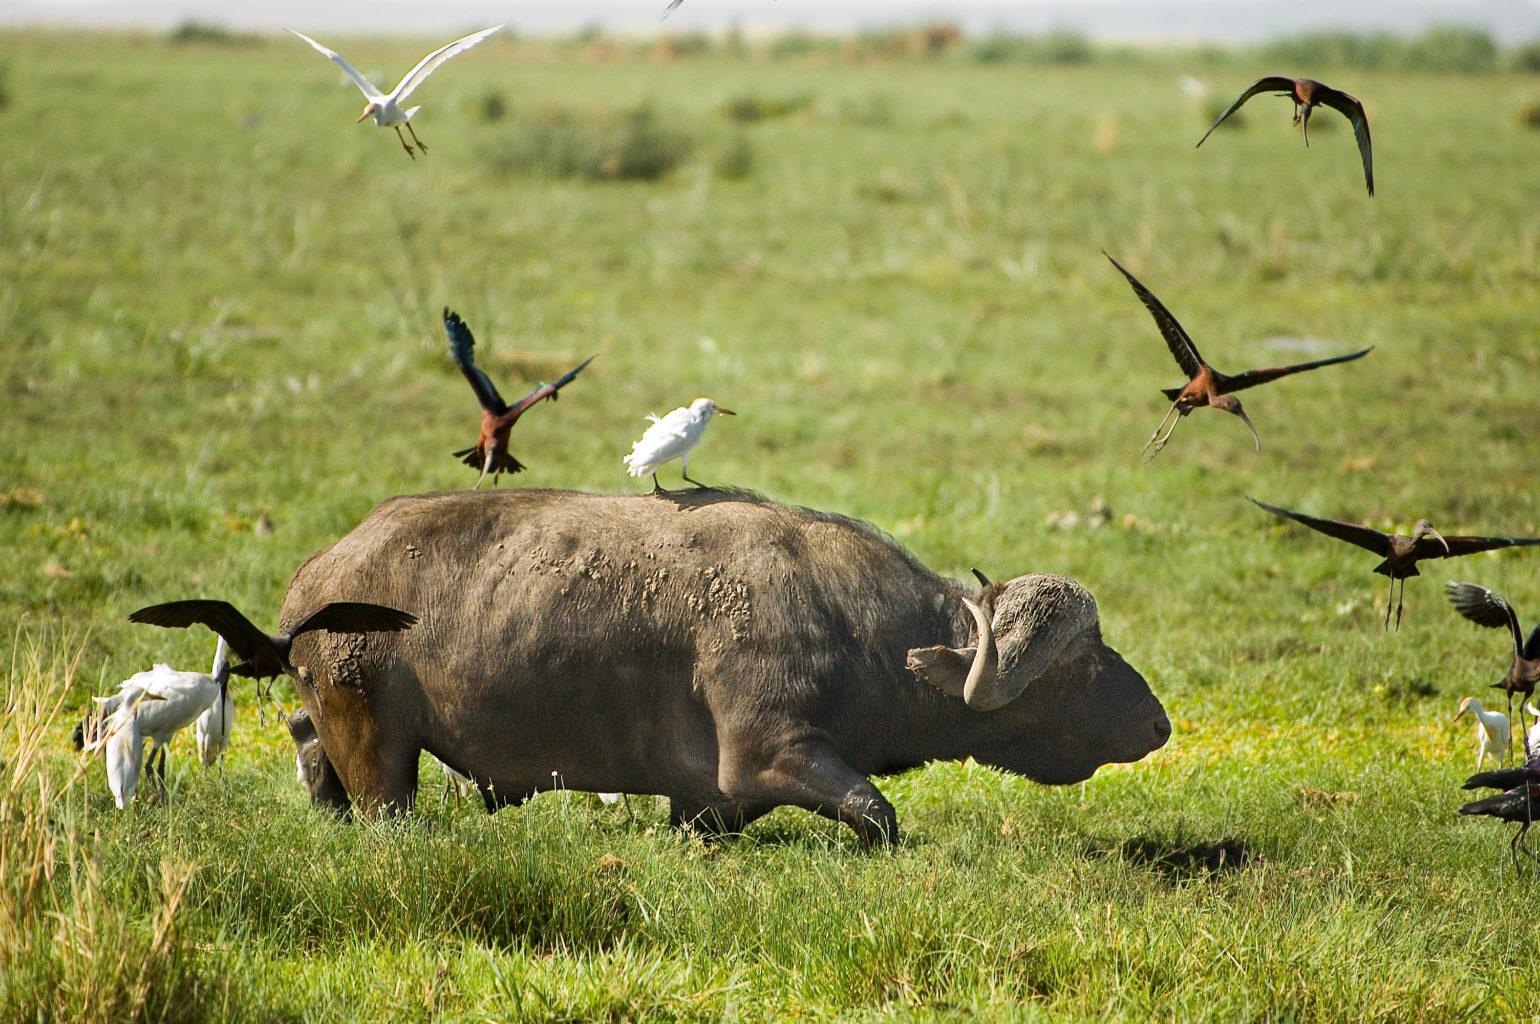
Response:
[280,488,1169,844]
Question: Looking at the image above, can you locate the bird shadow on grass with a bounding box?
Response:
[1085,833,1256,880]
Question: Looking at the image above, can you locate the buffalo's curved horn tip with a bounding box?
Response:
[958,597,1001,710]
[971,568,992,589]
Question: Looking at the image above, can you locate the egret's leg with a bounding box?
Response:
[393,126,417,158]
[680,452,707,489]
[405,123,428,154]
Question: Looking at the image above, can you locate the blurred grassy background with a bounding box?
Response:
[3,23,1540,1020]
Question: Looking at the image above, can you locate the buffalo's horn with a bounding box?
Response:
[958,596,1001,710]
[971,568,991,588]
[967,574,1098,711]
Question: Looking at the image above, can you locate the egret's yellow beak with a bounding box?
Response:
[357,106,374,123]
[716,407,736,416]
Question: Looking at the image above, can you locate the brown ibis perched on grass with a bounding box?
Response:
[1105,253,1371,459]
[1446,582,1540,728]
[1196,76,1374,196]
[128,600,416,708]
[444,308,595,489]
[1248,497,1540,629]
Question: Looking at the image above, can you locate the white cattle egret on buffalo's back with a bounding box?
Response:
[623,397,735,491]
[284,25,503,158]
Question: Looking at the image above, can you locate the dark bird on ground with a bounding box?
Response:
[445,308,595,489]
[1106,253,1372,458]
[128,600,416,685]
[1446,581,1540,725]
[1196,76,1374,196]
[1248,497,1540,629]
[1460,741,1540,867]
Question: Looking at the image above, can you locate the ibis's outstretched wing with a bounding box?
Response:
[1196,76,1297,148]
[445,308,507,415]
[1246,497,1394,557]
[129,600,273,663]
[1105,252,1205,381]
[1315,86,1374,196]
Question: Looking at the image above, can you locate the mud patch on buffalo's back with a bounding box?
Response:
[312,631,369,690]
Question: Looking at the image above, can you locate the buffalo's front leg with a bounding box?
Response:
[668,799,775,838]
[721,739,898,846]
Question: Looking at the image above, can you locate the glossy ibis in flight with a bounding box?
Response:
[1249,498,1540,628]
[1196,76,1374,196]
[1105,253,1371,458]
[128,600,416,707]
[624,397,735,491]
[1446,581,1540,726]
[285,25,503,158]
[445,308,595,489]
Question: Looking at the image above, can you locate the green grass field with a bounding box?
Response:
[5,27,1540,1021]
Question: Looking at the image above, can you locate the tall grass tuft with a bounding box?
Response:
[481,101,692,181]
[0,634,224,1022]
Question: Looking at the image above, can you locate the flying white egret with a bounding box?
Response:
[284,25,504,158]
[195,638,235,767]
[623,397,735,491]
[1454,696,1511,770]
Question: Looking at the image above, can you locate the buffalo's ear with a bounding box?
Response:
[907,645,979,700]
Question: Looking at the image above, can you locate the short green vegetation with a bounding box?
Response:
[3,26,1540,1022]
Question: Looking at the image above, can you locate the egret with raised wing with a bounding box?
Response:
[284,25,503,157]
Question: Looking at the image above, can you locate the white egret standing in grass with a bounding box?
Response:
[195,638,235,767]
[89,644,228,789]
[623,397,735,491]
[103,705,144,811]
[284,25,504,158]
[1454,696,1512,770]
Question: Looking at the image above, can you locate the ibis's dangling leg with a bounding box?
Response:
[1141,400,1183,461]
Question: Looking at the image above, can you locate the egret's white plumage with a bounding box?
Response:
[623,397,735,488]
[284,25,503,157]
[195,638,235,767]
[88,641,230,792]
[1454,696,1511,770]
[103,705,143,810]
